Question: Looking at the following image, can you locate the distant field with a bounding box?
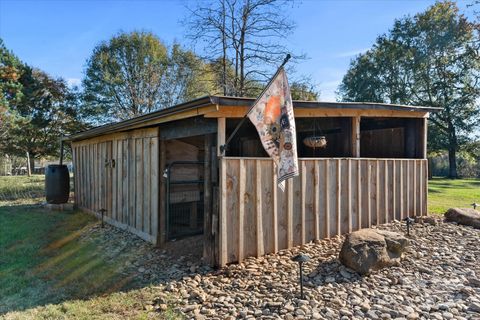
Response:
[0,175,45,202]
[428,177,480,214]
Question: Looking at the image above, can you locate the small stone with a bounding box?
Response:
[340,308,353,317]
[468,302,480,313]
[138,267,145,273]
[360,303,371,312]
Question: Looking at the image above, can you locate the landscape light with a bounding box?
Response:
[404,217,414,236]
[291,253,310,299]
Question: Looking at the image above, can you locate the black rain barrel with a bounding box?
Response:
[45,164,70,204]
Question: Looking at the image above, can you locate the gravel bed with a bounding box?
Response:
[82,217,480,319]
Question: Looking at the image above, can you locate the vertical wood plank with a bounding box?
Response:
[238,159,245,262]
[255,161,264,257]
[143,139,151,235]
[422,118,428,159]
[272,162,278,252]
[347,159,352,233]
[356,160,362,230]
[392,160,396,221]
[219,158,227,266]
[287,178,293,247]
[424,160,428,216]
[413,159,417,217]
[158,138,166,246]
[376,160,380,225]
[324,159,330,238]
[301,161,306,244]
[135,139,143,231]
[150,137,159,240]
[384,160,388,224]
[367,160,372,227]
[203,134,214,264]
[336,159,341,236]
[217,117,226,156]
[400,160,404,220]
[352,116,361,157]
[418,160,424,216]
[314,161,320,240]
[406,160,410,218]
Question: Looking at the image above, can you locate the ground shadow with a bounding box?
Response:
[0,203,220,315]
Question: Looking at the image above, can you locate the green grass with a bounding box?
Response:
[428,177,480,214]
[0,175,45,202]
[0,176,181,319]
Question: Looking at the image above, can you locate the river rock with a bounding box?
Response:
[444,208,480,229]
[339,229,408,275]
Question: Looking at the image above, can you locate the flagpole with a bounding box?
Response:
[220,53,291,155]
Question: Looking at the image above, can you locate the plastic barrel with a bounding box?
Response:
[45,164,70,204]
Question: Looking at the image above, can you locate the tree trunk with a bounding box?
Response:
[448,147,457,178]
[27,152,34,176]
[447,120,458,179]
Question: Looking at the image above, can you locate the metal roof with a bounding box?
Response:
[65,95,441,142]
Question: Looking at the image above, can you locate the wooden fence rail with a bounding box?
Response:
[219,157,427,266]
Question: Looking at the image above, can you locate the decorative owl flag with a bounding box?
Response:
[247,67,299,190]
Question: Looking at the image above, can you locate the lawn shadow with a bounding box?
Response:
[0,204,217,315]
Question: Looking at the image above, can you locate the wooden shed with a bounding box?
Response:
[66,96,438,267]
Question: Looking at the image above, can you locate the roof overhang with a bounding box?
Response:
[64,95,441,142]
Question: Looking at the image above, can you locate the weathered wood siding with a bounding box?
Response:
[219,157,428,266]
[72,128,160,243]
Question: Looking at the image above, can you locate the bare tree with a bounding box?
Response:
[184,0,300,97]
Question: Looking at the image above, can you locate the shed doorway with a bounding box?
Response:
[166,161,205,240]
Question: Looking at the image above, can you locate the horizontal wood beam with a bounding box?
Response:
[204,106,429,119]
[159,117,217,140]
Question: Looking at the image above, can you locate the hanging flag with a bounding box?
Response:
[248,68,298,190]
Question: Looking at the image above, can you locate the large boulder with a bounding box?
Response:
[444,208,480,229]
[339,229,408,275]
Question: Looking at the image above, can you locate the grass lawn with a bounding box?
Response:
[1,174,478,319]
[0,176,180,319]
[428,177,480,214]
[0,175,45,202]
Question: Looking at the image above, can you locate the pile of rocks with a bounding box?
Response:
[151,217,480,319]
[80,215,480,319]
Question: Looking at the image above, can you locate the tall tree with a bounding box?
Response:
[0,39,24,150]
[5,67,83,170]
[83,31,213,123]
[185,0,299,97]
[338,2,480,178]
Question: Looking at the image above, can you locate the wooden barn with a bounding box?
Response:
[65,96,438,267]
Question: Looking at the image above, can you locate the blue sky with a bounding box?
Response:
[0,0,475,101]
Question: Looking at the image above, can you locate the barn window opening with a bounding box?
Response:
[360,117,425,159]
[225,117,354,158]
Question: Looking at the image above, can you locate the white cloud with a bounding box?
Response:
[336,48,369,58]
[66,78,81,87]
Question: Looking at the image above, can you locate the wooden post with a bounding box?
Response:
[219,157,227,267]
[157,138,166,247]
[217,118,226,156]
[352,116,361,157]
[203,134,215,266]
[422,118,428,159]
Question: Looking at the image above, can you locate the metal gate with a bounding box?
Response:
[166,161,205,240]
